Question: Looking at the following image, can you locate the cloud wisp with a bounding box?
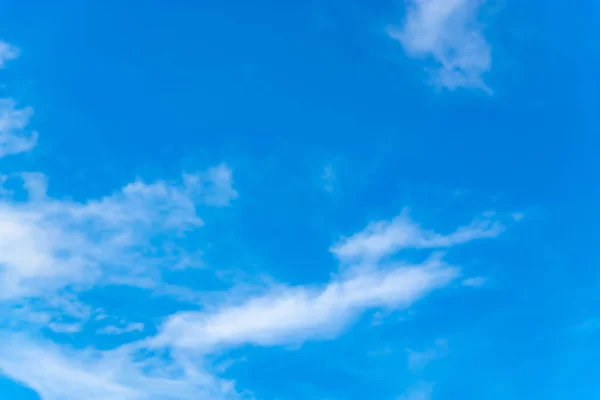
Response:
[331,210,504,263]
[406,338,448,372]
[97,322,145,335]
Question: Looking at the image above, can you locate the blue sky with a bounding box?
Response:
[0,0,597,399]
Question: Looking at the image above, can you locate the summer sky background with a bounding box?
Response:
[0,0,598,399]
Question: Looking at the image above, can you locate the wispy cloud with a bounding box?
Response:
[98,322,144,335]
[0,99,37,159]
[0,338,141,400]
[321,162,336,193]
[511,212,525,222]
[7,291,93,333]
[1,176,193,300]
[183,163,238,207]
[47,322,83,334]
[331,210,504,263]
[0,41,19,69]
[153,257,459,352]
[389,0,492,92]
[462,276,487,287]
[0,336,241,400]
[151,210,503,354]
[2,203,501,399]
[0,44,38,158]
[0,164,237,301]
[406,338,448,372]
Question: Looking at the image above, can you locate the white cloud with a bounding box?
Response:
[331,210,504,263]
[18,172,48,201]
[0,72,242,398]
[0,99,37,158]
[151,210,503,354]
[1,204,501,399]
[0,165,236,300]
[98,322,145,335]
[0,335,241,400]
[0,42,238,302]
[462,276,487,287]
[0,41,19,69]
[0,338,140,400]
[152,257,459,352]
[389,0,492,92]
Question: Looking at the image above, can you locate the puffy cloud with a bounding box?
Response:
[389,0,492,92]
[331,210,504,263]
[0,99,37,158]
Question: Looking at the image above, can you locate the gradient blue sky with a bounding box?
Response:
[0,1,598,399]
